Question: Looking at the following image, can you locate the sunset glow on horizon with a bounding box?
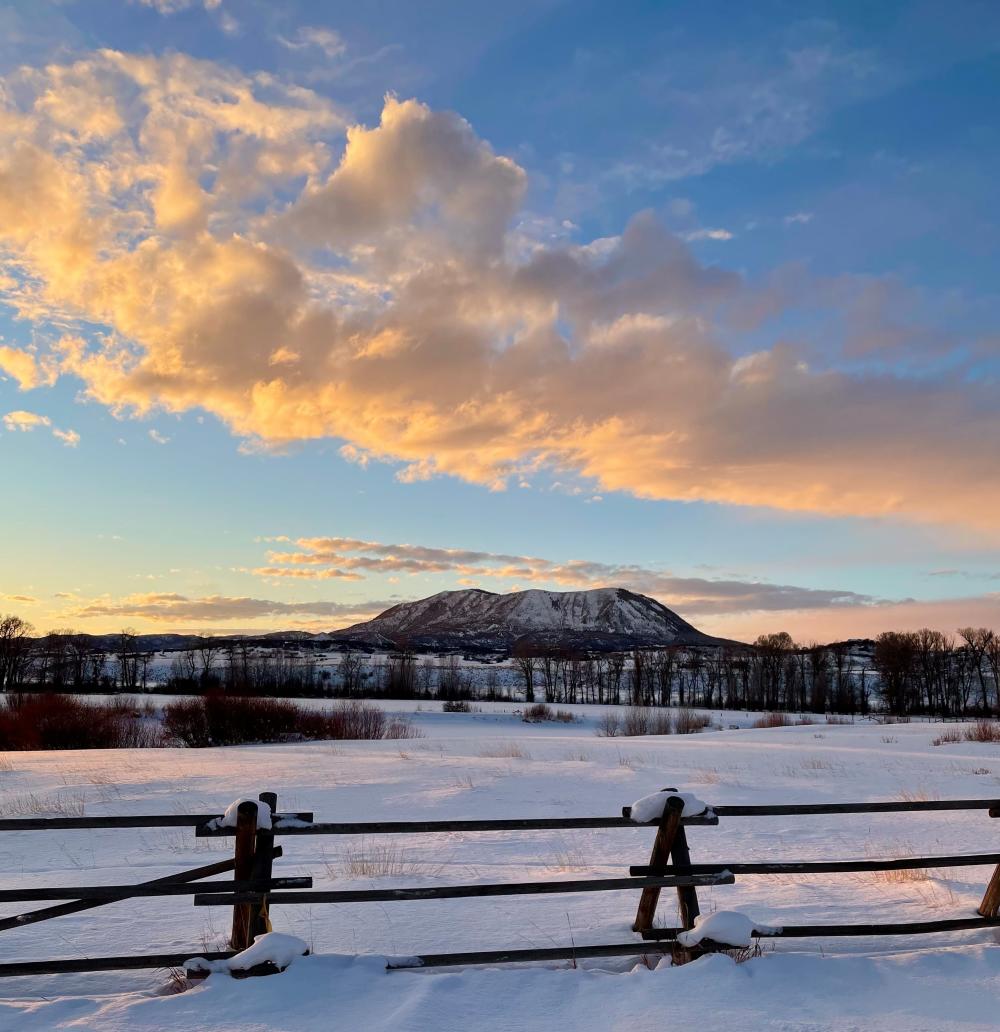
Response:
[1,0,998,642]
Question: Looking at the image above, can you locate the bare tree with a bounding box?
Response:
[0,615,34,691]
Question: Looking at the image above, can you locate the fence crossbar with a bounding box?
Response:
[0,813,313,832]
[194,872,735,907]
[639,915,1000,940]
[629,852,1000,876]
[0,876,311,903]
[196,814,719,837]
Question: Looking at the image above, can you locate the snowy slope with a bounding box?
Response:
[330,587,722,651]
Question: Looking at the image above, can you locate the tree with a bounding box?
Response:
[0,615,34,691]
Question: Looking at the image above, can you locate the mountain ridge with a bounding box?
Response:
[328,586,731,652]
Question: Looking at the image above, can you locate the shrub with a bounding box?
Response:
[752,712,792,729]
[443,699,471,713]
[162,696,419,747]
[675,709,711,734]
[161,697,211,747]
[0,694,163,750]
[965,719,1000,743]
[596,711,621,737]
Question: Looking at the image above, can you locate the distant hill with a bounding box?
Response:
[328,587,731,653]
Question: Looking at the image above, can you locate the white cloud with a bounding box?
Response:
[52,427,80,447]
[3,409,50,431]
[681,227,735,241]
[148,429,171,445]
[278,27,347,59]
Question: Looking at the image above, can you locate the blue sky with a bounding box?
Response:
[0,0,998,638]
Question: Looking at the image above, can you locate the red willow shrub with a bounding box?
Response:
[0,694,162,750]
[161,695,420,747]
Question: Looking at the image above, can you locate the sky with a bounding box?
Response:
[0,0,998,641]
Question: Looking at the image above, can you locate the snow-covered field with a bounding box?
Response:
[3,707,1000,1030]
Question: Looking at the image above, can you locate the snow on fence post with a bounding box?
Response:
[633,793,685,932]
[250,792,277,940]
[230,801,258,951]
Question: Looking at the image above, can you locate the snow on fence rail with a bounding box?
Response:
[2,792,1000,978]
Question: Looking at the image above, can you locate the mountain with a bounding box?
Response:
[328,587,728,653]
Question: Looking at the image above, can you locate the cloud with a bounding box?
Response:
[784,212,814,225]
[0,347,55,389]
[52,427,80,447]
[3,410,50,431]
[709,594,1000,643]
[253,535,876,617]
[148,429,171,445]
[2,594,37,604]
[0,54,998,530]
[680,228,734,241]
[278,27,347,59]
[70,592,392,625]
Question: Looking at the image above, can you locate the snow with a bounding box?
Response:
[3,709,1000,1029]
[628,790,710,822]
[676,910,778,948]
[208,797,272,831]
[187,932,309,974]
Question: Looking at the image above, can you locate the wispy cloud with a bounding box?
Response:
[252,535,876,617]
[69,592,394,624]
[278,26,346,59]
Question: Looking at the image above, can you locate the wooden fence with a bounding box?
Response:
[1,792,999,977]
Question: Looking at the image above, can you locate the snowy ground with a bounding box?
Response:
[2,707,1000,1030]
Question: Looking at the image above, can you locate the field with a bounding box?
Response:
[2,705,1000,1030]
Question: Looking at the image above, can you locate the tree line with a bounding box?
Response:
[2,612,999,717]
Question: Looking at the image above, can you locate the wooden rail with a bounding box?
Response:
[194,872,735,907]
[629,853,1000,876]
[0,812,312,832]
[195,814,719,837]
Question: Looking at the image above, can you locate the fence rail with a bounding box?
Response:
[1,792,999,978]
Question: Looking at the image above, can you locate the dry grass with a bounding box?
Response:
[898,788,940,803]
[0,754,12,772]
[965,719,1000,743]
[932,728,963,746]
[675,709,712,735]
[335,840,443,879]
[865,842,940,884]
[521,703,579,724]
[0,790,86,818]
[477,743,531,759]
[752,712,792,728]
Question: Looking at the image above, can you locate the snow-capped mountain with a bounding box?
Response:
[329,587,725,652]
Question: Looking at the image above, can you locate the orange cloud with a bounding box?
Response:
[1,54,998,530]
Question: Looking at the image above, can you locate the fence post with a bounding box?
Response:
[978,866,1000,917]
[229,801,258,951]
[632,795,684,932]
[250,792,277,940]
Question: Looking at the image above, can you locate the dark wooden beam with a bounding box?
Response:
[0,877,310,903]
[195,872,735,907]
[387,942,675,969]
[711,799,1000,817]
[0,951,235,978]
[0,813,312,832]
[640,916,1000,940]
[0,848,283,934]
[196,814,718,837]
[630,853,1000,876]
